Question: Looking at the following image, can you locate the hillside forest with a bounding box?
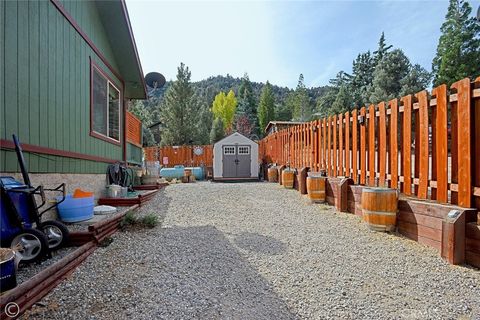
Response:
[129,0,480,147]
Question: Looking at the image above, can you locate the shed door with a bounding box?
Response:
[222,145,237,178]
[222,145,251,178]
[236,145,251,177]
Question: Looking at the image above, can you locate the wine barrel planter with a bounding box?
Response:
[268,167,278,182]
[282,170,295,189]
[306,175,326,203]
[361,187,398,232]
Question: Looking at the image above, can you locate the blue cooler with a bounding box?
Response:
[56,195,94,223]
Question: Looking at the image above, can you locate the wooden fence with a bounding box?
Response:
[126,111,142,147]
[144,145,213,167]
[260,77,480,210]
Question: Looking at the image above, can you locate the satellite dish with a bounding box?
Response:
[145,72,166,89]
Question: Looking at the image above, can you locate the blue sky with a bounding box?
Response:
[126,0,480,88]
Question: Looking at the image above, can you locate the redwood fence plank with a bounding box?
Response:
[345,111,350,178]
[339,113,344,176]
[327,116,331,176]
[333,115,337,177]
[452,78,472,207]
[360,107,366,185]
[389,99,398,189]
[378,102,386,186]
[368,104,375,186]
[352,109,358,183]
[402,95,412,195]
[474,77,480,210]
[323,118,327,171]
[416,90,429,199]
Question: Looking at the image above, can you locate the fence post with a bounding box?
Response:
[389,99,398,189]
[451,78,472,208]
[401,95,412,195]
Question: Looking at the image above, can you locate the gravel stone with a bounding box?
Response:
[23,182,480,319]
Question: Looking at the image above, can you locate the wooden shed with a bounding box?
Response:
[213,133,259,181]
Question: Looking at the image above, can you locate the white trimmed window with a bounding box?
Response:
[91,63,121,142]
[223,146,235,155]
[238,146,250,155]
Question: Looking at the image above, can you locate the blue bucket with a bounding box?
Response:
[0,248,17,291]
[57,195,94,223]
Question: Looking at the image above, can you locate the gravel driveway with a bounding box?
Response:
[25,182,480,320]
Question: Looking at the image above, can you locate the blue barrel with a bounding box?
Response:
[0,248,17,291]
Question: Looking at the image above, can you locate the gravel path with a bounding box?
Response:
[24,182,480,319]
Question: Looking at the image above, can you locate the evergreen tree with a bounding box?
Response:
[373,32,393,66]
[210,117,225,144]
[292,74,311,121]
[211,90,237,132]
[331,85,354,115]
[316,86,338,118]
[159,63,198,146]
[195,100,213,145]
[257,81,275,135]
[369,49,410,103]
[237,73,258,135]
[275,102,293,121]
[432,0,480,86]
[399,64,432,97]
[351,51,375,107]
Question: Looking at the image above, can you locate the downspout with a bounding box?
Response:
[123,95,127,167]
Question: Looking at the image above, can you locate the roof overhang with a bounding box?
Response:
[95,0,147,99]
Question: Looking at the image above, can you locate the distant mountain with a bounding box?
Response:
[146,74,328,108]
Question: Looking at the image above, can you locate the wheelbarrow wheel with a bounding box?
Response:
[39,220,69,250]
[10,228,49,263]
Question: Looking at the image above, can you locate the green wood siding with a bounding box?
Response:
[1,0,125,173]
[127,143,142,166]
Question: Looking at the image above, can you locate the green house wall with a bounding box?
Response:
[1,0,142,173]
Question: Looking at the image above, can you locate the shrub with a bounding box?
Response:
[140,214,159,229]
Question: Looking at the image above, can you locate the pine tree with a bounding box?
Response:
[399,64,432,97]
[292,74,311,121]
[257,81,275,135]
[160,63,198,146]
[432,0,480,86]
[210,117,225,144]
[351,51,375,107]
[331,85,354,115]
[373,32,393,66]
[369,49,410,103]
[195,100,213,145]
[275,101,293,121]
[316,86,338,118]
[237,73,258,135]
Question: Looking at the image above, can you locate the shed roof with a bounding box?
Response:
[214,132,258,146]
[95,0,147,99]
